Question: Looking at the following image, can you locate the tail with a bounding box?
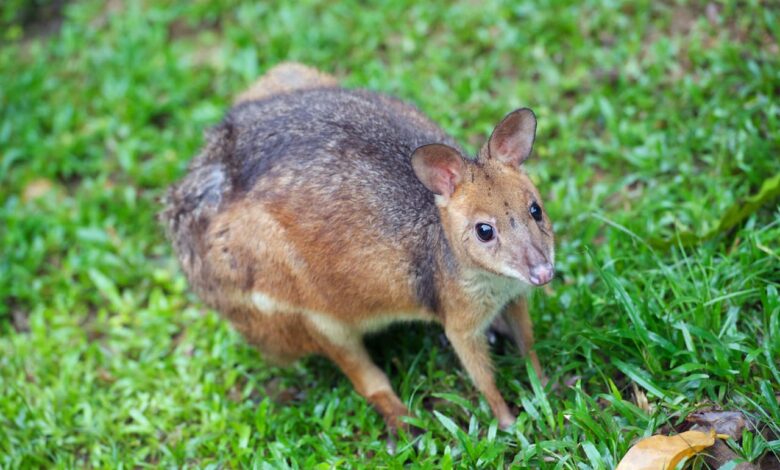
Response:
[234,62,338,105]
[159,124,233,272]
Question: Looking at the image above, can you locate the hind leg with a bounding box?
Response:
[229,307,319,366]
[313,331,410,433]
[234,306,410,430]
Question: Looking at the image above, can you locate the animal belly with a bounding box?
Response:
[251,290,434,343]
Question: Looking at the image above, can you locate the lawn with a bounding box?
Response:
[1,0,778,467]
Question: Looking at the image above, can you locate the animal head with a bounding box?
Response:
[412,108,555,286]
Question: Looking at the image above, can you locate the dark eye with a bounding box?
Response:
[475,223,495,242]
[529,202,543,222]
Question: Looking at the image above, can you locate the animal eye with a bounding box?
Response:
[529,202,543,222]
[475,223,495,242]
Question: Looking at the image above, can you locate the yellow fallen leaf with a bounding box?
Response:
[22,178,55,202]
[616,429,720,470]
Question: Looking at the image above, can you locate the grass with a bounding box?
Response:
[1,0,779,467]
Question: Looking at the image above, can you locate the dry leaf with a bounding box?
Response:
[686,410,759,470]
[616,429,723,470]
[633,382,651,413]
[687,410,747,440]
[22,178,55,202]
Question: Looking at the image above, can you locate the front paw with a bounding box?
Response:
[499,412,516,430]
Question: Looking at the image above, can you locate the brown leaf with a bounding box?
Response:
[759,452,780,470]
[687,410,747,440]
[633,382,651,413]
[686,411,759,470]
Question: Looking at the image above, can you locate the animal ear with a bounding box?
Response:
[487,108,537,166]
[411,144,465,199]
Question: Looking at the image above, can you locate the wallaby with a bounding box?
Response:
[161,62,555,432]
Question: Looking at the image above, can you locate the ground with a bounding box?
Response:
[1,0,778,468]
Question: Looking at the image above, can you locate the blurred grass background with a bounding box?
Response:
[1,0,778,467]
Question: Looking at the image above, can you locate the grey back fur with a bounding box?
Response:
[161,87,463,312]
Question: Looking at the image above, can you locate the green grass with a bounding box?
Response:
[1,0,779,467]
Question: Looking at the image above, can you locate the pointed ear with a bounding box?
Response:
[411,144,465,199]
[487,108,537,166]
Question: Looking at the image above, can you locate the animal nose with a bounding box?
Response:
[529,263,554,286]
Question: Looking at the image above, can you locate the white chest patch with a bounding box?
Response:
[250,292,434,346]
[251,291,288,313]
[461,270,529,330]
[250,291,352,344]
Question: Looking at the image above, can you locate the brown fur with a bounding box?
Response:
[233,63,338,104]
[161,62,555,431]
